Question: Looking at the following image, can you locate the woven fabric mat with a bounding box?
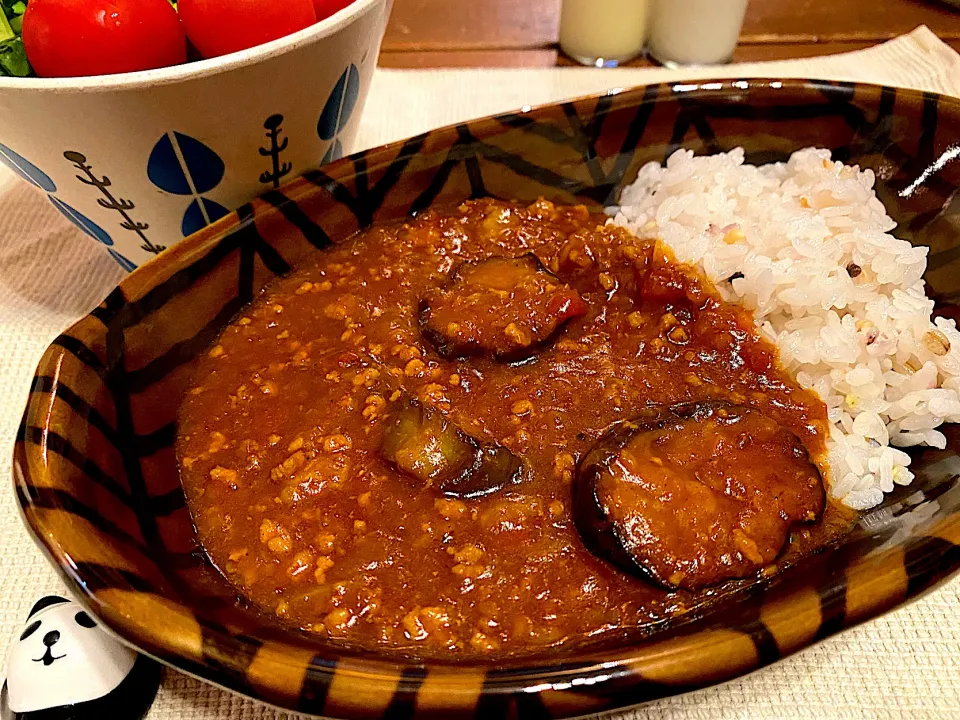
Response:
[1,26,959,720]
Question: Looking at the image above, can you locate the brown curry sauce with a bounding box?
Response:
[177,198,852,659]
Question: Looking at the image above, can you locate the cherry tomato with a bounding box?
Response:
[313,0,355,21]
[22,0,187,78]
[179,0,317,59]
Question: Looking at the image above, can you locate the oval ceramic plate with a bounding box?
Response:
[12,79,960,719]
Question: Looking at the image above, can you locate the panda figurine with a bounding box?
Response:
[1,595,161,720]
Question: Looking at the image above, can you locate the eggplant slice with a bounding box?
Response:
[381,399,522,498]
[419,254,588,361]
[574,401,825,590]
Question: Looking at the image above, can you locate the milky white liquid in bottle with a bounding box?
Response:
[648,0,749,66]
[560,0,651,67]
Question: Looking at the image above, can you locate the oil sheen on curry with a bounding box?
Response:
[178,198,843,659]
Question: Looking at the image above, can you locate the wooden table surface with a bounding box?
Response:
[379,0,960,68]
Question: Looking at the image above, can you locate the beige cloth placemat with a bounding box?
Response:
[1,25,959,720]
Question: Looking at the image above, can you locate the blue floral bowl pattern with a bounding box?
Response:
[0,0,390,270]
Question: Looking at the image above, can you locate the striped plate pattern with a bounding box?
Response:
[12,79,960,719]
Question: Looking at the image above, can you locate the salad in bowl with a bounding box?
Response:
[0,0,390,268]
[2,0,357,77]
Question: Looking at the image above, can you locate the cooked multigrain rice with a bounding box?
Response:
[611,147,960,510]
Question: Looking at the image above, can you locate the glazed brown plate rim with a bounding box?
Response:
[12,78,960,719]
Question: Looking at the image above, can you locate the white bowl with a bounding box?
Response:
[0,0,390,270]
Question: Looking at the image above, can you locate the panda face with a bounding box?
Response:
[6,596,137,713]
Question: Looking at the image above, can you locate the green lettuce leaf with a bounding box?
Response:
[1,1,32,77]
[0,36,30,77]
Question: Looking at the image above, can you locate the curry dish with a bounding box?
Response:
[178,198,849,658]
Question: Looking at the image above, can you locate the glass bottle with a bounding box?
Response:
[648,0,749,67]
[559,0,651,68]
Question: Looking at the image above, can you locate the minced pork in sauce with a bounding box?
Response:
[178,198,846,659]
